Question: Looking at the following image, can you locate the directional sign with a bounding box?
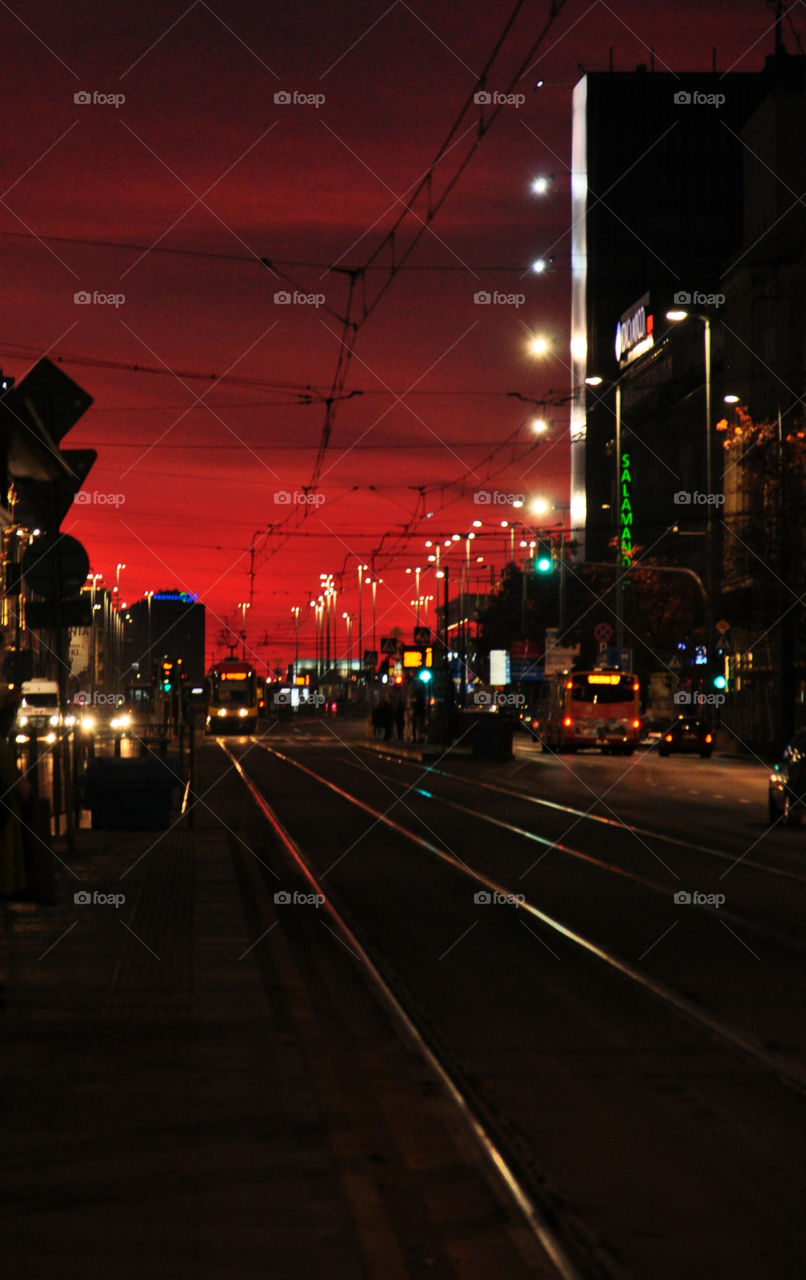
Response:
[21,534,90,600]
[25,597,92,629]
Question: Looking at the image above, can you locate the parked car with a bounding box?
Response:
[658,716,713,758]
[768,728,806,826]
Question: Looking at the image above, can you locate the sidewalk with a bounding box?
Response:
[1,751,547,1280]
[0,793,368,1279]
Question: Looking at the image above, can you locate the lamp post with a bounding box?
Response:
[145,590,154,667]
[292,606,300,676]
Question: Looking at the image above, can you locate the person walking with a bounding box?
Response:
[0,699,28,899]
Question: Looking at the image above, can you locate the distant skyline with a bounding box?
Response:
[0,0,780,665]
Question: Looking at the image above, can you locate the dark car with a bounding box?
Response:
[658,716,713,758]
[768,728,806,826]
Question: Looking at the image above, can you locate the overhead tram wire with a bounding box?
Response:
[250,0,568,583]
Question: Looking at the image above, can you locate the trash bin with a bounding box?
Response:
[83,756,177,830]
[460,711,514,760]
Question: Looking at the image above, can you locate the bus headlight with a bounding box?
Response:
[238,708,248,717]
[49,714,60,727]
[217,708,228,717]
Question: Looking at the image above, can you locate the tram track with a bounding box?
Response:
[215,733,806,1280]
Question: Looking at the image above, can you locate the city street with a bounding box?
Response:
[195,721,806,1280]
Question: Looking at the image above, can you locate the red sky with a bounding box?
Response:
[0,0,775,669]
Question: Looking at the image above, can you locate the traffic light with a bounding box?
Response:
[161,661,173,693]
[417,668,432,684]
[535,538,553,573]
[2,358,95,531]
[713,672,727,691]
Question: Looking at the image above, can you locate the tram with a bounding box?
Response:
[205,659,259,734]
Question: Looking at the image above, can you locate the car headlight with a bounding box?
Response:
[218,708,227,717]
[81,715,95,731]
[49,714,60,727]
[19,715,28,727]
[238,708,248,717]
[64,714,76,726]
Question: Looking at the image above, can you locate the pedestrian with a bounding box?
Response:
[395,693,405,742]
[0,699,28,899]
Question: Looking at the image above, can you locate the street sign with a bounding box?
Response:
[597,641,608,663]
[413,626,430,645]
[25,597,93,629]
[21,534,90,599]
[594,622,613,643]
[606,647,633,670]
[363,649,378,667]
[510,658,543,682]
[380,636,397,654]
[716,619,730,634]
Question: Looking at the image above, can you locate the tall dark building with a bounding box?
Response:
[124,589,206,685]
[569,64,773,560]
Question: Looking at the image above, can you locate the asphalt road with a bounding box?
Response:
[205,721,806,1280]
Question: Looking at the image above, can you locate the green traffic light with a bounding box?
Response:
[417,668,432,683]
[536,555,552,573]
[713,674,727,690]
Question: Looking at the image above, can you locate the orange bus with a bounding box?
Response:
[535,669,641,755]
